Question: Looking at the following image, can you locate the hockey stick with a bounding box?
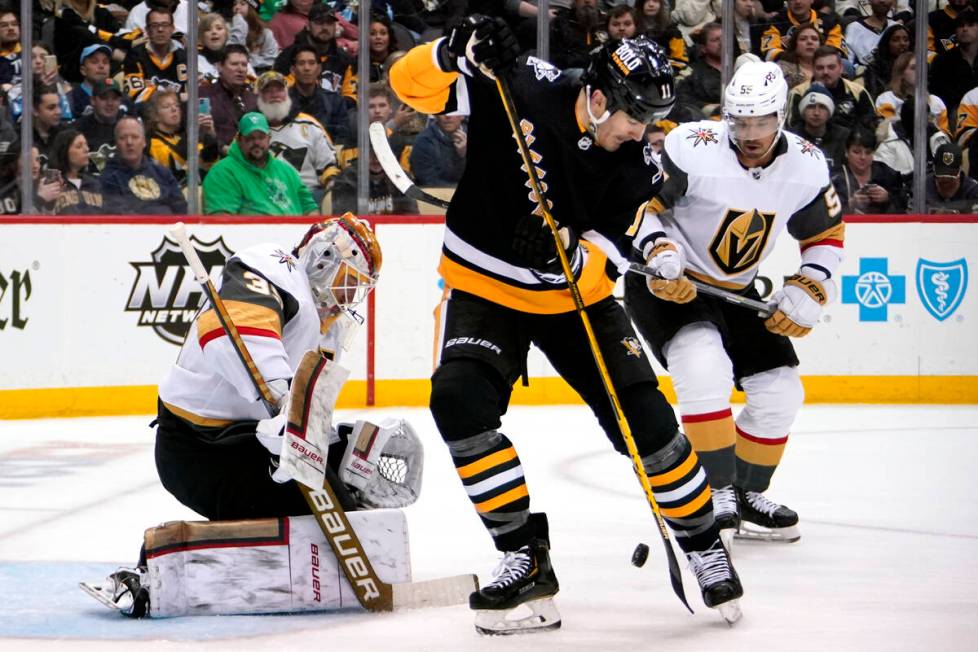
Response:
[493,78,691,613]
[369,122,452,209]
[626,263,774,317]
[168,222,476,611]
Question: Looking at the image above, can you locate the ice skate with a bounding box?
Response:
[736,488,800,543]
[79,567,150,618]
[471,541,561,635]
[686,540,743,625]
[711,484,740,550]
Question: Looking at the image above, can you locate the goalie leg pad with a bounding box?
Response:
[132,512,410,617]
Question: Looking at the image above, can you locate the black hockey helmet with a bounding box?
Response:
[582,37,675,124]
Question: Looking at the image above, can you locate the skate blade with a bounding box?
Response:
[716,598,742,626]
[719,527,735,552]
[79,582,123,611]
[735,522,800,543]
[474,597,562,636]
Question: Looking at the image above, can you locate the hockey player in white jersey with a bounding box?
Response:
[82,215,426,617]
[624,62,845,545]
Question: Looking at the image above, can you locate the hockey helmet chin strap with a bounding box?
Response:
[584,84,611,137]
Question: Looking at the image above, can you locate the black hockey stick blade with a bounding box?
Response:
[666,541,693,614]
[368,122,451,209]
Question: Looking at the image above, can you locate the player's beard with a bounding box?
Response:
[258,95,293,124]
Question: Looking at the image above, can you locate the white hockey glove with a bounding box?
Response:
[643,238,696,303]
[256,412,291,483]
[764,273,836,337]
[339,418,424,509]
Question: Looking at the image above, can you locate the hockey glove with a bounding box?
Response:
[255,412,291,483]
[339,418,424,509]
[512,214,578,272]
[764,273,836,337]
[644,238,696,303]
[444,15,519,79]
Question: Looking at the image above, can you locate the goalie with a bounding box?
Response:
[82,215,425,617]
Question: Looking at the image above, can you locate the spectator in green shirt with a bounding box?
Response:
[203,112,318,215]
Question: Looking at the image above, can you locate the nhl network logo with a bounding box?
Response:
[125,235,235,344]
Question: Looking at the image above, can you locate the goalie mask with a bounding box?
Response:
[294,214,382,319]
[582,37,675,129]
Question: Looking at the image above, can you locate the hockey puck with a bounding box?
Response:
[631,543,650,567]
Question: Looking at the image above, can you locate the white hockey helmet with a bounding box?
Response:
[722,61,788,147]
[294,213,382,319]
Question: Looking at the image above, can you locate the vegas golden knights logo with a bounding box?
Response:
[709,208,776,275]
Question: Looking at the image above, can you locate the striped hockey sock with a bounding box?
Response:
[680,407,736,488]
[643,432,715,553]
[447,430,531,551]
[734,424,788,492]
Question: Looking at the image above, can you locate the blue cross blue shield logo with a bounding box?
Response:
[916,258,968,322]
[842,258,906,322]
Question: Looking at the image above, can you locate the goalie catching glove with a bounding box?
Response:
[643,238,696,303]
[339,419,424,509]
[442,14,519,79]
[764,273,836,338]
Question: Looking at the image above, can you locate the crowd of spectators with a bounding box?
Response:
[1,0,977,216]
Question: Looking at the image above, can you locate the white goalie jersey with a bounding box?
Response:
[158,243,356,425]
[634,120,844,290]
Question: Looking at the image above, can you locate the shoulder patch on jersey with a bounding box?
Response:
[271,248,297,271]
[526,56,561,82]
[793,135,824,159]
[685,125,720,147]
[294,112,327,132]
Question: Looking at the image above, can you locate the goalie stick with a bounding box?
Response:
[626,263,775,317]
[368,122,451,209]
[169,222,476,611]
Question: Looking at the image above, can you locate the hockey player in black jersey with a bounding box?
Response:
[390,18,742,634]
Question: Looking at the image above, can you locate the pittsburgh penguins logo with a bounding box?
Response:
[621,337,643,358]
[709,208,776,275]
[128,175,162,201]
[269,141,309,172]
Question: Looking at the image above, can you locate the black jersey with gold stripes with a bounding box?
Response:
[390,41,663,314]
[123,42,188,105]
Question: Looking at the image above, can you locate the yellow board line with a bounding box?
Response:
[0,376,976,419]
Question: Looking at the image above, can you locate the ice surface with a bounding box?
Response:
[1,405,976,651]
